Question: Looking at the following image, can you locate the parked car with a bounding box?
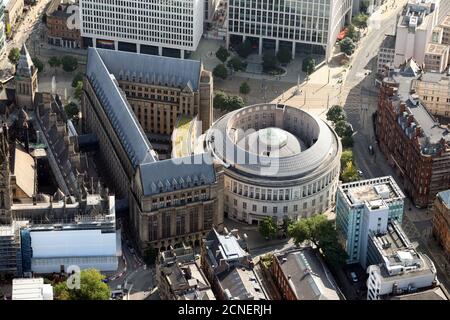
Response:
[350,272,358,283]
[357,170,364,177]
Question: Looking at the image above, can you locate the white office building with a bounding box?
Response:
[394,0,440,67]
[79,0,204,59]
[366,221,438,300]
[335,176,405,265]
[226,0,353,61]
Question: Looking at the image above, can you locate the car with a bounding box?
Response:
[129,247,135,254]
[357,170,364,177]
[350,272,358,283]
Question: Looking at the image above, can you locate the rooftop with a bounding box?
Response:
[12,278,53,300]
[436,189,450,208]
[381,34,396,50]
[339,176,405,207]
[441,14,450,28]
[425,43,448,54]
[217,267,268,300]
[370,221,436,279]
[275,248,341,300]
[388,285,450,300]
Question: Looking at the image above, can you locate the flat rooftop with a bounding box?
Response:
[12,278,53,300]
[217,267,268,300]
[340,176,405,206]
[275,248,340,300]
[381,34,396,50]
[426,43,448,54]
[441,14,450,28]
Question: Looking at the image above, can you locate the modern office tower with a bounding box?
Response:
[377,61,450,207]
[79,0,204,59]
[394,0,440,67]
[366,220,438,300]
[335,176,405,265]
[226,0,353,61]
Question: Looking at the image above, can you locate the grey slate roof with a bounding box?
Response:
[94,48,201,91]
[139,153,216,196]
[16,44,35,78]
[86,48,157,167]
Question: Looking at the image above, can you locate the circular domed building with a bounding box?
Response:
[206,103,342,225]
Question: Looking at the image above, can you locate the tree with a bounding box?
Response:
[302,57,316,75]
[288,215,347,270]
[239,82,250,95]
[8,48,20,65]
[236,39,253,58]
[326,105,346,123]
[227,57,247,72]
[277,47,292,64]
[32,57,44,73]
[346,25,360,42]
[360,0,370,13]
[340,149,353,171]
[334,120,353,138]
[341,135,354,148]
[263,52,278,72]
[226,95,245,110]
[213,64,228,80]
[143,245,157,266]
[259,217,278,240]
[61,55,78,72]
[5,23,12,38]
[74,81,83,100]
[216,46,230,63]
[72,72,84,88]
[213,91,228,110]
[341,161,359,183]
[339,37,356,56]
[54,269,110,300]
[48,56,61,68]
[353,13,369,29]
[65,102,79,119]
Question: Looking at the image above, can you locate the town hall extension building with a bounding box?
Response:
[81,48,223,251]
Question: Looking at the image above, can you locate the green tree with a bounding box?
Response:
[74,81,83,100]
[8,48,20,65]
[335,120,353,138]
[236,39,253,58]
[143,245,157,266]
[48,56,61,68]
[340,149,353,171]
[65,102,79,119]
[239,82,250,95]
[5,23,12,38]
[277,47,292,64]
[61,55,78,72]
[213,63,228,80]
[341,161,359,183]
[227,57,247,72]
[288,215,347,270]
[341,135,354,148]
[353,13,369,29]
[32,57,44,73]
[339,37,356,56]
[54,269,111,300]
[226,95,245,111]
[302,57,316,75]
[346,25,360,42]
[326,105,346,123]
[259,217,278,240]
[216,46,230,63]
[213,91,228,110]
[262,52,278,72]
[360,0,370,13]
[72,72,84,88]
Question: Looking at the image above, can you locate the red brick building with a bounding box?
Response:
[377,62,450,208]
[45,0,81,49]
[432,191,450,263]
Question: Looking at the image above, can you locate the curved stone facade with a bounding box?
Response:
[206,103,342,224]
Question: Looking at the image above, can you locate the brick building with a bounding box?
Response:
[45,0,81,49]
[432,190,450,263]
[376,60,450,208]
